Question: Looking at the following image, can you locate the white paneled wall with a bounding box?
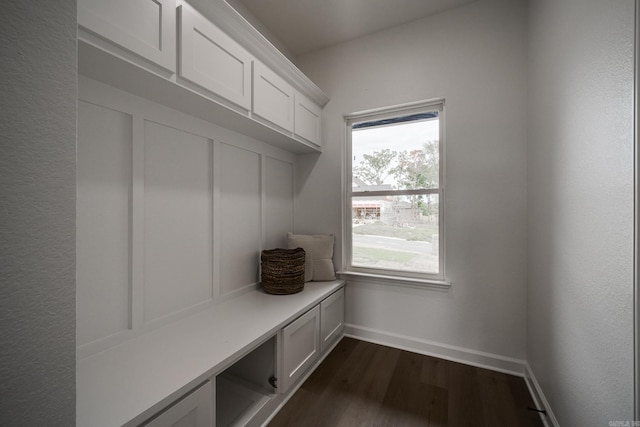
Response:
[76,77,295,358]
[143,122,213,323]
[77,101,132,346]
[219,143,261,297]
[264,157,294,249]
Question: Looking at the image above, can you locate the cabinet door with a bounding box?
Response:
[178,3,253,110]
[144,381,213,427]
[78,0,176,72]
[252,61,295,133]
[320,288,345,352]
[281,305,320,392]
[294,91,322,148]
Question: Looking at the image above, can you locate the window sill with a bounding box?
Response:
[337,271,451,291]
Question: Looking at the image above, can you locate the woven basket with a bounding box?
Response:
[261,247,306,295]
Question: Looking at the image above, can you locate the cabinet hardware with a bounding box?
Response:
[268,376,278,389]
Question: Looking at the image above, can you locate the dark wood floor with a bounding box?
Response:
[269,337,544,427]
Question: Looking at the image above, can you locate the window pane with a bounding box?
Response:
[352,113,439,191]
[351,194,439,274]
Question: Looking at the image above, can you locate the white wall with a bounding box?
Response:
[0,1,77,424]
[295,0,529,366]
[527,0,636,424]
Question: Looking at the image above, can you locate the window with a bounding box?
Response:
[344,100,445,283]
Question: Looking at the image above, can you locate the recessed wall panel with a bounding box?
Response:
[264,157,293,249]
[220,143,261,295]
[144,122,212,322]
[77,101,132,345]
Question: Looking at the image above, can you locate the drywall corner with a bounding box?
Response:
[0,1,77,424]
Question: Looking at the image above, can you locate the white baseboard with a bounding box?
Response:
[344,323,526,377]
[524,363,560,427]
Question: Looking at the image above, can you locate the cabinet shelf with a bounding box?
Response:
[216,330,277,427]
[216,374,273,427]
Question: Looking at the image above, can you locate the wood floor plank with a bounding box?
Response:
[266,387,319,426]
[420,355,449,389]
[505,373,546,426]
[477,370,522,426]
[374,351,448,427]
[301,336,360,396]
[336,343,400,427]
[447,362,486,427]
[268,338,545,427]
[310,340,382,426]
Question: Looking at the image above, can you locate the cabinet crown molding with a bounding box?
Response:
[184,0,329,107]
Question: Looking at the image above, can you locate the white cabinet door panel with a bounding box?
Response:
[144,381,213,427]
[294,91,322,147]
[282,305,320,392]
[178,3,253,110]
[79,0,176,72]
[252,61,295,133]
[143,122,213,323]
[320,288,345,352]
[77,101,132,346]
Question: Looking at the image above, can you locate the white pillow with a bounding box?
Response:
[287,232,336,282]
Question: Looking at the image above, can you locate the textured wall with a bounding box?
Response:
[295,0,529,361]
[0,1,77,424]
[527,0,635,424]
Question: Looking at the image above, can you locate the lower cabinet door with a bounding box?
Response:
[281,305,320,392]
[320,288,345,352]
[144,381,213,427]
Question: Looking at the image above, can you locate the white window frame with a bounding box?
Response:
[341,99,448,288]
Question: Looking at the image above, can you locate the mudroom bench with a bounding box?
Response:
[77,280,345,427]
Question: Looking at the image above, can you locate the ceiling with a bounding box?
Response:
[235,0,476,57]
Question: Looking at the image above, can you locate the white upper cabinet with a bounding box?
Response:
[178,3,253,111]
[252,61,295,133]
[253,62,324,149]
[294,91,322,148]
[78,0,329,153]
[78,0,176,72]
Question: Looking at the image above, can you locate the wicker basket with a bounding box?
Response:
[261,247,306,295]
